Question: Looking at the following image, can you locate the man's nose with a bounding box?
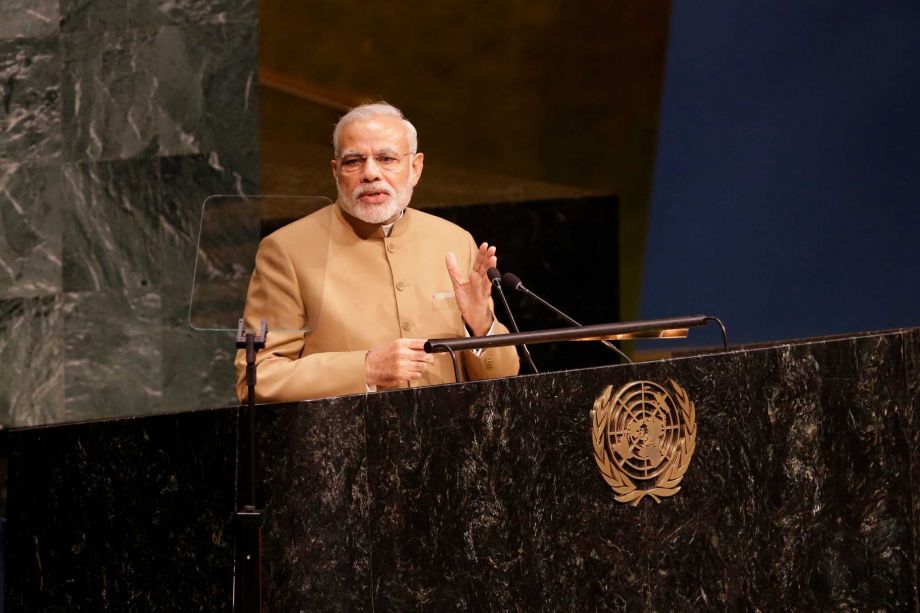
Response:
[361,156,382,181]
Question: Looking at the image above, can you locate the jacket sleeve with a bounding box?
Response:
[459,233,521,381]
[234,235,367,403]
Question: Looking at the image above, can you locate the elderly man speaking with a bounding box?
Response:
[235,102,520,402]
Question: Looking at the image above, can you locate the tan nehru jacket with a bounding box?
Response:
[234,204,520,402]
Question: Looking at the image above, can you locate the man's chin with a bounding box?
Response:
[344,200,402,225]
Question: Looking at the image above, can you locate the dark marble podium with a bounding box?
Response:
[3,327,920,611]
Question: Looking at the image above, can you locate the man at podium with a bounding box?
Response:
[235,102,520,402]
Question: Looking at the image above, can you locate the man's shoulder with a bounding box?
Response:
[406,207,472,240]
[265,204,336,247]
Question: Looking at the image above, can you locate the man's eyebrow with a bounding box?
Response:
[338,147,402,158]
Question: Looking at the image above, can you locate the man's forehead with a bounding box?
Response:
[338,116,409,149]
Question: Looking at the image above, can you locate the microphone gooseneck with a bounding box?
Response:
[500,271,632,364]
[487,267,539,374]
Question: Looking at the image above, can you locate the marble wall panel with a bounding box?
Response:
[61,158,163,291]
[753,337,915,610]
[5,409,237,611]
[156,0,257,26]
[159,153,255,296]
[60,0,164,33]
[501,369,650,612]
[848,335,915,606]
[365,371,650,611]
[256,396,372,612]
[0,0,259,429]
[0,163,63,297]
[635,350,777,610]
[0,295,64,426]
[0,36,61,164]
[63,288,161,421]
[905,328,920,611]
[61,28,159,161]
[160,153,256,411]
[5,329,920,609]
[161,315,237,413]
[0,0,60,39]
[59,0,257,32]
[157,24,258,174]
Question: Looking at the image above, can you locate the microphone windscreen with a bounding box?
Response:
[502,272,524,290]
[487,267,502,284]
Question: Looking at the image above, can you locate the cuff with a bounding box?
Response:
[464,315,497,357]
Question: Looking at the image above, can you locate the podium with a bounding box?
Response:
[3,327,919,611]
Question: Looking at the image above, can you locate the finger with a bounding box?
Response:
[405,347,434,362]
[402,351,433,367]
[445,251,464,284]
[484,246,497,274]
[403,359,430,375]
[404,338,429,350]
[478,246,496,274]
[472,243,489,273]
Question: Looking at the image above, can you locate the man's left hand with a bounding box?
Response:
[445,242,496,337]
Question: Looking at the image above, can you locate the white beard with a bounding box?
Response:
[338,171,415,225]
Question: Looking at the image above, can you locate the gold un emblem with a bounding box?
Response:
[591,380,697,506]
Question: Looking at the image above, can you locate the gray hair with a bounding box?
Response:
[333,102,418,156]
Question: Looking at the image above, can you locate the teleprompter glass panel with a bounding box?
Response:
[188,195,331,335]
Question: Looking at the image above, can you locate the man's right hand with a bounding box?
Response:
[365,338,435,389]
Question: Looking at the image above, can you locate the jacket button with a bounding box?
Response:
[387,243,397,253]
[396,281,406,291]
[402,321,411,331]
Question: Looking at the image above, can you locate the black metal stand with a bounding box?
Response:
[234,319,267,613]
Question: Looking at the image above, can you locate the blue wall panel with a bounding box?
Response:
[641,2,920,346]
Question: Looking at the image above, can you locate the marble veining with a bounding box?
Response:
[61,28,159,162]
[62,158,163,291]
[60,0,258,32]
[63,288,162,421]
[0,36,61,164]
[156,0,257,27]
[4,409,238,612]
[255,396,373,611]
[0,295,64,426]
[904,328,920,612]
[157,24,258,172]
[60,0,165,33]
[0,0,60,40]
[0,163,63,298]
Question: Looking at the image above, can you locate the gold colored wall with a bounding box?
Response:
[259,1,670,321]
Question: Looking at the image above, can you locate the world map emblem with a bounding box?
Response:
[591,380,697,506]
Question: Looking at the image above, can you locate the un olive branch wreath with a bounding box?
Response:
[591,380,697,506]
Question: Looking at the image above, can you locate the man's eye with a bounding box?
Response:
[378,156,398,165]
[341,157,362,167]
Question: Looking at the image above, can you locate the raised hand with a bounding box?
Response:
[445,242,496,336]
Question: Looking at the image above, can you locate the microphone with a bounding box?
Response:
[487,268,539,374]
[501,272,632,364]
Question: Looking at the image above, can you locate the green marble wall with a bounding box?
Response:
[0,1,257,426]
